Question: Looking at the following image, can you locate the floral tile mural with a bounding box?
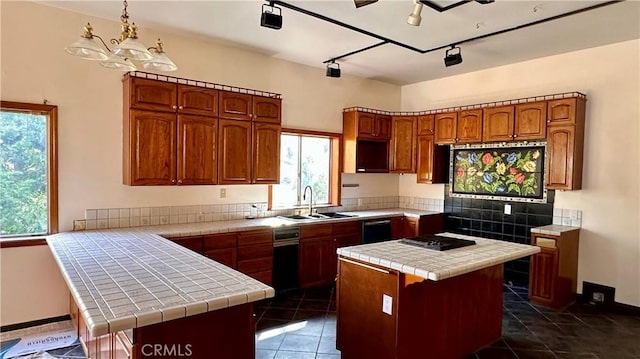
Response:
[452,146,545,199]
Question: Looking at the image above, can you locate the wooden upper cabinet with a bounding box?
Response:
[417,114,435,136]
[457,109,483,143]
[546,125,577,190]
[219,91,252,121]
[375,115,391,140]
[356,112,391,140]
[125,110,176,185]
[218,119,252,184]
[416,135,435,183]
[128,77,177,112]
[253,97,281,123]
[547,98,578,125]
[514,102,547,140]
[177,115,217,185]
[434,112,457,144]
[177,85,218,117]
[483,106,515,142]
[252,123,280,184]
[390,116,416,173]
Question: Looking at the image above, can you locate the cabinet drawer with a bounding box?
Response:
[238,257,273,273]
[204,248,237,268]
[333,221,361,234]
[238,243,273,261]
[249,270,273,285]
[170,236,203,253]
[302,224,334,238]
[203,233,237,250]
[237,229,272,246]
[535,237,557,248]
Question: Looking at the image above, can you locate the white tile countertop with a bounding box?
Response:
[337,232,540,281]
[46,230,275,337]
[531,224,581,236]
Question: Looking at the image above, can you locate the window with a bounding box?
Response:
[270,129,341,209]
[0,101,58,237]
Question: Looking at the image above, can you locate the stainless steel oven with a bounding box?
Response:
[362,218,392,244]
[273,226,300,294]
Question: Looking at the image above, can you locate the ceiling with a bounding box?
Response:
[40,0,640,85]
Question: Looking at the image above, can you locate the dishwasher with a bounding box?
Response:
[362,218,392,244]
[273,226,300,295]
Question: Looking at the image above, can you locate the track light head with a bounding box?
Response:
[354,0,378,8]
[475,0,495,4]
[407,1,423,26]
[261,3,283,30]
[326,61,341,78]
[444,46,463,67]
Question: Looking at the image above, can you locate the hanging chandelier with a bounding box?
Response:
[65,0,177,72]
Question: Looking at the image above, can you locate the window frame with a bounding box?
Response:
[0,101,59,241]
[268,128,342,210]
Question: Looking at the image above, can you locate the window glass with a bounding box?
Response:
[0,110,48,236]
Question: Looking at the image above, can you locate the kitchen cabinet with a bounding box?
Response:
[483,102,546,142]
[219,91,252,121]
[457,109,483,143]
[389,116,417,173]
[237,229,274,285]
[218,119,252,184]
[529,229,580,308]
[545,97,586,190]
[127,76,177,112]
[252,123,280,183]
[417,114,435,136]
[343,111,390,173]
[299,224,334,288]
[203,233,238,269]
[434,112,457,144]
[177,115,218,185]
[391,217,405,239]
[403,214,445,238]
[416,135,448,184]
[253,96,282,123]
[331,221,362,279]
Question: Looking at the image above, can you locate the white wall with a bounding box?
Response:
[401,40,640,307]
[0,2,401,325]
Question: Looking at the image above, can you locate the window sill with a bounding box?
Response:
[271,204,340,212]
[0,236,48,248]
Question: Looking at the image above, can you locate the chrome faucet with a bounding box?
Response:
[303,185,313,215]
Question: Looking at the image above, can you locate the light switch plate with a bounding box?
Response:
[382,294,393,315]
[504,204,512,215]
[220,188,226,198]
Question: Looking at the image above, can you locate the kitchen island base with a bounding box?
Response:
[336,257,503,359]
[70,294,255,359]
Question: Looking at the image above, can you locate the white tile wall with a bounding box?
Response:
[552,208,583,227]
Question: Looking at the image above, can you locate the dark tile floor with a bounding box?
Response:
[254,285,640,359]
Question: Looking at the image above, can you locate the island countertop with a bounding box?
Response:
[337,232,540,281]
[47,230,275,337]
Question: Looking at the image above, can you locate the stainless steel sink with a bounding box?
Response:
[278,212,357,221]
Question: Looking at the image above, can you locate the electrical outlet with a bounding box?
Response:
[73,220,86,231]
[504,204,512,215]
[357,198,363,206]
[592,292,605,303]
[220,188,226,198]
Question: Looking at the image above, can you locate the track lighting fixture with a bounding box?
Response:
[354,0,378,8]
[444,45,463,67]
[326,61,341,78]
[407,0,424,26]
[261,2,283,30]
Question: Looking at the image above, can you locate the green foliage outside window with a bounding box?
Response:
[0,111,48,236]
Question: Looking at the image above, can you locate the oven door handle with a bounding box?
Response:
[363,219,391,226]
[273,239,300,247]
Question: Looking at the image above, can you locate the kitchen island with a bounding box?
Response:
[47,230,274,359]
[336,232,540,359]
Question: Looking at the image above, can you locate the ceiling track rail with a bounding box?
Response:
[343,91,587,116]
[419,0,473,13]
[269,0,623,65]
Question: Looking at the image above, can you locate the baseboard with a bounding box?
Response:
[576,294,640,315]
[0,314,71,333]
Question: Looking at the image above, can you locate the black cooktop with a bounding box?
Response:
[399,235,476,251]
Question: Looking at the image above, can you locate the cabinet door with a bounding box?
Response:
[332,232,362,279]
[483,106,514,142]
[205,248,237,268]
[126,110,176,185]
[515,102,547,140]
[252,123,280,184]
[546,125,576,190]
[218,119,251,184]
[219,91,252,121]
[416,135,435,183]
[177,115,217,185]
[171,236,203,253]
[356,112,376,138]
[417,114,435,136]
[128,77,177,112]
[253,96,281,123]
[390,116,416,173]
[434,112,457,144]
[547,98,577,126]
[177,85,218,116]
[390,217,405,239]
[375,115,392,140]
[529,247,558,302]
[299,237,334,288]
[457,109,483,143]
[403,217,419,238]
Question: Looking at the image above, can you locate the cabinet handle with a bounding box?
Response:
[513,134,518,138]
[171,179,176,184]
[547,120,551,123]
[177,179,183,184]
[178,106,184,110]
[340,257,390,274]
[172,105,177,110]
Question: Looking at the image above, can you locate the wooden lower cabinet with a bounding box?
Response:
[203,233,237,268]
[403,214,445,238]
[390,217,404,239]
[70,293,255,359]
[337,258,504,358]
[529,229,580,308]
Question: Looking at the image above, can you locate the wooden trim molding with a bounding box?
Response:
[0,101,59,235]
[0,237,48,248]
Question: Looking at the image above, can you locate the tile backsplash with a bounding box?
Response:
[75,195,444,230]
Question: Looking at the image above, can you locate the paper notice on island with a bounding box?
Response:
[0,329,78,359]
